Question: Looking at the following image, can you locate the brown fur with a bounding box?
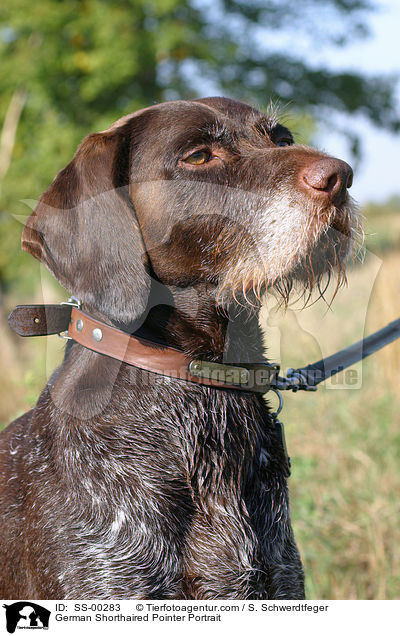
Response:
[0,97,356,599]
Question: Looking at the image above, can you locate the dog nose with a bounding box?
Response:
[300,158,353,205]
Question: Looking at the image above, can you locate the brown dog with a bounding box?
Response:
[0,97,356,599]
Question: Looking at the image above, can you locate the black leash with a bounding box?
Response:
[272,317,400,392]
[269,317,400,477]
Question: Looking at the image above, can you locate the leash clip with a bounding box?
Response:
[270,387,283,416]
[284,369,318,392]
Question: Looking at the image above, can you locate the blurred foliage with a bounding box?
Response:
[0,0,399,295]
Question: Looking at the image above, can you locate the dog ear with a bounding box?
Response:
[22,117,151,324]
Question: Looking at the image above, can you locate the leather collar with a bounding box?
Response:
[8,303,279,393]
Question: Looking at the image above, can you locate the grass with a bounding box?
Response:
[1,212,400,599]
[287,375,400,599]
[277,245,400,599]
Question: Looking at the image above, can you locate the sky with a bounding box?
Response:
[246,0,400,205]
[312,0,400,204]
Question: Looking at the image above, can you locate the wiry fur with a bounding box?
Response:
[0,97,356,600]
[0,346,303,599]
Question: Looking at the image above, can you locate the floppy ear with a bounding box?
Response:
[22,120,151,324]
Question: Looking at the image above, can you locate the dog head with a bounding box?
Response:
[22,97,359,323]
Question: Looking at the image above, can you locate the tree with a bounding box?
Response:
[0,0,398,291]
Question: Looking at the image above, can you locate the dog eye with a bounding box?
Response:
[276,138,292,147]
[183,150,212,165]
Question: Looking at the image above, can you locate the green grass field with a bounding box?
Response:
[1,207,399,599]
[264,244,400,599]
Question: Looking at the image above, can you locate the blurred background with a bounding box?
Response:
[0,0,399,599]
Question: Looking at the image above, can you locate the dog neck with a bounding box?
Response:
[111,282,267,364]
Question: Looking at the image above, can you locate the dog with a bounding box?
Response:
[0,97,357,599]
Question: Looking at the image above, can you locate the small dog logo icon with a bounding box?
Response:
[3,602,50,633]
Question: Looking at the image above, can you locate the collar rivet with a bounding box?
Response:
[92,328,103,342]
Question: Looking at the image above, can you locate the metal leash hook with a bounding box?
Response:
[269,388,291,478]
[270,387,284,416]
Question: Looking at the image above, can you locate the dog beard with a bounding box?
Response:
[216,194,363,308]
